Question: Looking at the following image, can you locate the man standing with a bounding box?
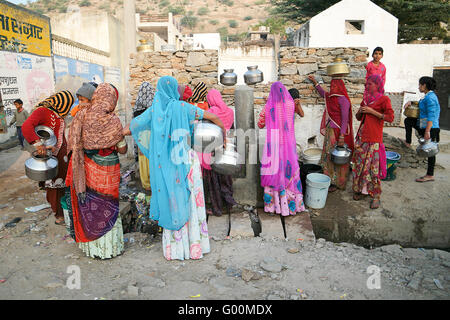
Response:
[9,99,29,149]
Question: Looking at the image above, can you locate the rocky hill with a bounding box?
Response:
[24,0,276,37]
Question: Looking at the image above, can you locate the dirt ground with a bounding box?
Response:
[0,145,449,300]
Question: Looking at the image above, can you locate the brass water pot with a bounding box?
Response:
[327,57,350,76]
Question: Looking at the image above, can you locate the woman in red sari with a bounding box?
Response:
[22,91,74,225]
[309,75,354,192]
[352,75,394,209]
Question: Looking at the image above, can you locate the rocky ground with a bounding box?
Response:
[0,144,449,300]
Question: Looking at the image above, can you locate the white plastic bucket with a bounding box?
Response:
[302,147,322,165]
[305,173,331,209]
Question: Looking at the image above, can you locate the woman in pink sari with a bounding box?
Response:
[201,89,237,216]
[259,82,305,216]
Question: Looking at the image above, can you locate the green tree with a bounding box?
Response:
[258,17,287,35]
[270,0,450,43]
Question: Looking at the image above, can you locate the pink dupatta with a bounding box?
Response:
[260,82,301,192]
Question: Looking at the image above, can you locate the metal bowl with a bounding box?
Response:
[416,138,439,158]
[35,125,57,147]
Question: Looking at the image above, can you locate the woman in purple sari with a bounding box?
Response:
[259,82,305,216]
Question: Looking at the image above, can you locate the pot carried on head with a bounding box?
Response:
[327,57,350,77]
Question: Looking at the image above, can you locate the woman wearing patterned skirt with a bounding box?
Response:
[66,83,127,259]
[352,75,394,209]
[127,76,226,261]
[258,82,305,216]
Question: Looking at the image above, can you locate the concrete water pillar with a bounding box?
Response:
[233,85,264,208]
[123,0,137,158]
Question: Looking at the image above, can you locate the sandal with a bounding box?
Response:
[370,198,380,209]
[415,176,434,183]
[55,219,65,226]
[328,185,338,193]
[353,193,363,201]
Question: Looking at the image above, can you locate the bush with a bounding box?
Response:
[166,6,185,15]
[159,0,169,8]
[218,0,234,6]
[228,20,238,28]
[79,0,91,7]
[209,20,219,25]
[255,0,265,5]
[99,3,110,11]
[181,15,198,29]
[244,16,252,21]
[216,27,228,41]
[197,7,209,16]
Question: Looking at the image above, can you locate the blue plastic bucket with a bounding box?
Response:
[305,173,331,209]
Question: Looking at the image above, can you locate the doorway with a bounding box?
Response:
[433,67,450,130]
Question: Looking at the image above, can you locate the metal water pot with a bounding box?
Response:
[244,65,264,85]
[211,137,243,177]
[327,57,350,77]
[35,125,57,147]
[403,101,420,118]
[416,138,439,158]
[193,119,223,153]
[220,69,237,86]
[330,143,352,164]
[25,151,58,181]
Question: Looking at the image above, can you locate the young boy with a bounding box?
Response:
[366,47,386,88]
[70,82,97,117]
[9,99,29,149]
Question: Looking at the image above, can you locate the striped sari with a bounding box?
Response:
[65,149,124,259]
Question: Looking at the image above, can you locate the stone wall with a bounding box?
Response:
[128,50,219,106]
[278,47,368,106]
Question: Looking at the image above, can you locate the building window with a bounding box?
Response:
[345,20,365,34]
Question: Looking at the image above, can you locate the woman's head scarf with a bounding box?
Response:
[260,81,301,194]
[188,82,207,103]
[38,90,74,118]
[134,82,155,117]
[206,89,234,130]
[68,83,124,195]
[363,74,385,105]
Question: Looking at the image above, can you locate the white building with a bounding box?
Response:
[184,33,221,51]
[293,0,450,101]
[135,13,184,51]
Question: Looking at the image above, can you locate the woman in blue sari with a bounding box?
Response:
[125,76,225,260]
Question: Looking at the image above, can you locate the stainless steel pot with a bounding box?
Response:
[193,120,223,153]
[330,144,352,164]
[35,125,57,147]
[416,138,439,158]
[211,137,243,176]
[244,65,264,85]
[220,69,237,86]
[25,151,58,181]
